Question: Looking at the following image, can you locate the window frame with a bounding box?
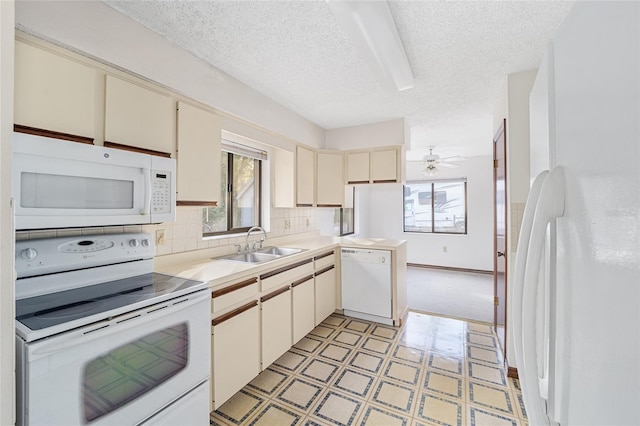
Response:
[403,179,468,235]
[202,151,262,237]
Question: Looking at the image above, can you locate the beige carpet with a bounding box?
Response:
[406,266,494,323]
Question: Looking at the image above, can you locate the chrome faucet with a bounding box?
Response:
[245,226,267,252]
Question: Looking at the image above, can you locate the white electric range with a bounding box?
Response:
[15,233,210,426]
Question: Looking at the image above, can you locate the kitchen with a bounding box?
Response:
[1,1,638,425]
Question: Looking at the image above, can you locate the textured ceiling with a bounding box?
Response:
[103,0,574,157]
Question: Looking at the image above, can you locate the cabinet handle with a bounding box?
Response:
[212,300,258,326]
[104,140,172,158]
[347,180,369,184]
[260,258,312,280]
[314,251,334,261]
[316,204,341,208]
[291,274,314,288]
[260,286,290,303]
[14,124,94,145]
[372,179,397,184]
[296,203,313,207]
[212,277,258,299]
[315,265,335,277]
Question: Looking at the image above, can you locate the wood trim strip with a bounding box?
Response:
[347,180,370,184]
[212,300,258,326]
[315,265,335,277]
[296,203,314,207]
[260,285,290,303]
[507,367,519,379]
[260,258,313,280]
[372,179,397,184]
[104,141,172,158]
[314,251,334,261]
[316,204,341,208]
[177,201,218,207]
[291,274,314,288]
[14,124,94,144]
[407,263,493,275]
[212,277,258,299]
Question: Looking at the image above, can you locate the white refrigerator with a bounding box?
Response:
[513,2,639,425]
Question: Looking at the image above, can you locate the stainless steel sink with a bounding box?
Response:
[215,247,306,264]
[256,246,306,256]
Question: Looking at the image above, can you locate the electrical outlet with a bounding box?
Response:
[284,219,291,229]
[156,229,166,245]
[443,246,447,253]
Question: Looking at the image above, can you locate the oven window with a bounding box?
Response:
[21,172,134,209]
[82,323,188,422]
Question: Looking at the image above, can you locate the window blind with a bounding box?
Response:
[221,140,267,160]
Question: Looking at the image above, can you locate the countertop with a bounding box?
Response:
[154,234,405,290]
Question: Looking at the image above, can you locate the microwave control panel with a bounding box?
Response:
[151,171,172,214]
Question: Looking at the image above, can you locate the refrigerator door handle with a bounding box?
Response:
[521,167,565,426]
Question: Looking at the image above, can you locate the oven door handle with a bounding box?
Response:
[29,293,208,358]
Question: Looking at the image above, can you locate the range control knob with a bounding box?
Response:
[20,248,38,260]
[141,239,151,247]
[128,239,140,248]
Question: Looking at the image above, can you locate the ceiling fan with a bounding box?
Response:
[413,145,465,176]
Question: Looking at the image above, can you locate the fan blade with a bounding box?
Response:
[438,162,459,168]
[441,156,465,162]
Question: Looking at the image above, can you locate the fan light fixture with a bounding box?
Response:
[327,0,414,91]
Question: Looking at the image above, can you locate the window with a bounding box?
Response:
[403,179,467,234]
[203,142,264,236]
[332,187,355,236]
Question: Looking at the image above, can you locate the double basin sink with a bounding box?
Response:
[217,246,306,264]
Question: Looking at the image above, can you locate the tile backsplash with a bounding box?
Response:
[15,206,317,258]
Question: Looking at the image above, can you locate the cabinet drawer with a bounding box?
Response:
[211,277,259,314]
[314,251,335,270]
[260,259,313,292]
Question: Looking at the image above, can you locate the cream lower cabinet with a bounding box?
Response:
[261,286,292,368]
[211,300,260,410]
[315,265,337,325]
[292,274,315,344]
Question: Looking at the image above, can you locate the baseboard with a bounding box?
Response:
[507,367,519,379]
[408,263,493,275]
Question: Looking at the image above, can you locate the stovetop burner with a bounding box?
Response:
[16,273,206,333]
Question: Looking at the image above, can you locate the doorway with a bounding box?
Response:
[493,119,508,358]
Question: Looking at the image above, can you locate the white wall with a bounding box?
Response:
[15,1,325,150]
[358,155,494,271]
[325,118,406,150]
[0,1,14,423]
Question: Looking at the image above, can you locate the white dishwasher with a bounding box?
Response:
[341,248,393,325]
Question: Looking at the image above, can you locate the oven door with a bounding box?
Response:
[13,132,153,229]
[17,292,210,426]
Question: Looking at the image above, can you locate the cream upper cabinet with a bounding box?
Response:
[105,75,175,155]
[346,152,370,184]
[14,41,96,139]
[295,146,315,206]
[272,148,295,208]
[176,101,221,204]
[371,149,398,182]
[316,152,344,207]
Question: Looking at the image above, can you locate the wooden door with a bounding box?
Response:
[493,119,507,359]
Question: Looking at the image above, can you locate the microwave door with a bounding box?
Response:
[13,152,151,229]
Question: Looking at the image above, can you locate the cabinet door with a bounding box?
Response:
[316,152,344,207]
[315,266,337,325]
[176,101,221,204]
[295,146,315,206]
[105,75,175,155]
[292,275,315,344]
[14,41,96,138]
[212,302,260,409]
[272,148,295,208]
[371,149,398,183]
[346,152,370,184]
[261,287,292,368]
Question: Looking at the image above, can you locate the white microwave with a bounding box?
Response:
[12,132,176,230]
